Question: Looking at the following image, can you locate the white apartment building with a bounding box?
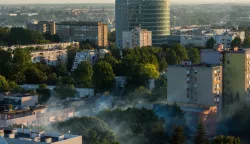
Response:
[122,28,152,49]
[180,29,245,48]
[71,50,96,71]
[31,49,67,66]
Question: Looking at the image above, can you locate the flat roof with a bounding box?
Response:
[0,93,36,98]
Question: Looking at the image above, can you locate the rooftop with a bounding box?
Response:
[0,127,82,144]
[0,93,36,98]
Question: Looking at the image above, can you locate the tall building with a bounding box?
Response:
[115,0,170,48]
[167,62,222,110]
[27,21,56,35]
[223,48,250,107]
[56,22,108,48]
[122,27,152,49]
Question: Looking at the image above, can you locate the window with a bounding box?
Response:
[227,60,230,64]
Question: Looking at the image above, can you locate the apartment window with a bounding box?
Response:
[227,60,230,64]
[248,54,250,58]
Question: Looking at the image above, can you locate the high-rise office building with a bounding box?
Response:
[122,27,152,49]
[56,22,108,48]
[115,0,170,48]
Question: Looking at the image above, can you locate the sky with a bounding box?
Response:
[0,0,249,4]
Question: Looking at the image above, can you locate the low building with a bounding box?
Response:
[0,93,38,108]
[1,128,82,144]
[31,49,67,66]
[122,28,152,49]
[71,50,97,71]
[3,42,79,50]
[167,62,222,110]
[57,21,108,48]
[200,45,224,65]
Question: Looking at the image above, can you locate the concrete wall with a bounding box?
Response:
[0,115,36,127]
[200,50,221,65]
[52,136,82,144]
[21,96,38,107]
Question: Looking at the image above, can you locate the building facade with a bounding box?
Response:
[223,48,250,108]
[167,62,222,110]
[122,28,152,49]
[31,49,67,66]
[56,21,108,47]
[116,0,170,48]
[71,50,97,71]
[27,21,56,35]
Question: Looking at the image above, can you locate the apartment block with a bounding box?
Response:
[1,128,82,144]
[122,28,152,49]
[200,44,224,65]
[71,50,97,71]
[27,21,56,35]
[223,48,250,107]
[57,21,108,47]
[167,62,222,110]
[0,93,38,108]
[31,49,67,66]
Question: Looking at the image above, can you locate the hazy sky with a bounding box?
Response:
[0,0,249,4]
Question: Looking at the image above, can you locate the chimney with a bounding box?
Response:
[234,47,238,51]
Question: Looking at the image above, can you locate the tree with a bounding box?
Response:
[171,126,185,144]
[97,108,167,144]
[108,31,116,42]
[0,50,11,78]
[47,73,58,85]
[37,84,51,104]
[53,84,77,100]
[206,37,215,49]
[24,67,47,84]
[9,48,31,83]
[8,81,20,92]
[194,120,209,144]
[211,136,240,144]
[231,37,242,48]
[0,75,9,92]
[53,116,118,144]
[188,48,200,64]
[73,61,93,88]
[166,49,180,65]
[93,61,115,91]
[243,36,250,47]
[159,58,168,72]
[67,46,79,71]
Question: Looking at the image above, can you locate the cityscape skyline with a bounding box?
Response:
[1,0,250,4]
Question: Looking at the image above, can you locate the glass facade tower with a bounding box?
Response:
[116,0,170,48]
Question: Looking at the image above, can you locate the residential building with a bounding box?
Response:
[223,48,250,108]
[122,27,152,49]
[200,44,224,65]
[215,31,245,48]
[27,21,56,35]
[31,49,67,66]
[0,93,38,108]
[56,21,108,48]
[1,128,82,144]
[115,0,170,48]
[167,62,222,110]
[71,50,97,71]
[2,42,79,51]
[180,34,214,47]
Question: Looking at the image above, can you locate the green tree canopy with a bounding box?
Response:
[93,61,115,91]
[171,126,186,144]
[73,61,93,88]
[211,135,240,144]
[0,75,9,92]
[188,48,200,64]
[243,36,250,47]
[53,116,118,144]
[231,37,242,48]
[205,37,216,49]
[0,50,11,78]
[53,84,77,100]
[24,67,47,84]
[194,120,209,144]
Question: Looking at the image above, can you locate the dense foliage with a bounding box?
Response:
[97,108,167,144]
[53,116,119,144]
